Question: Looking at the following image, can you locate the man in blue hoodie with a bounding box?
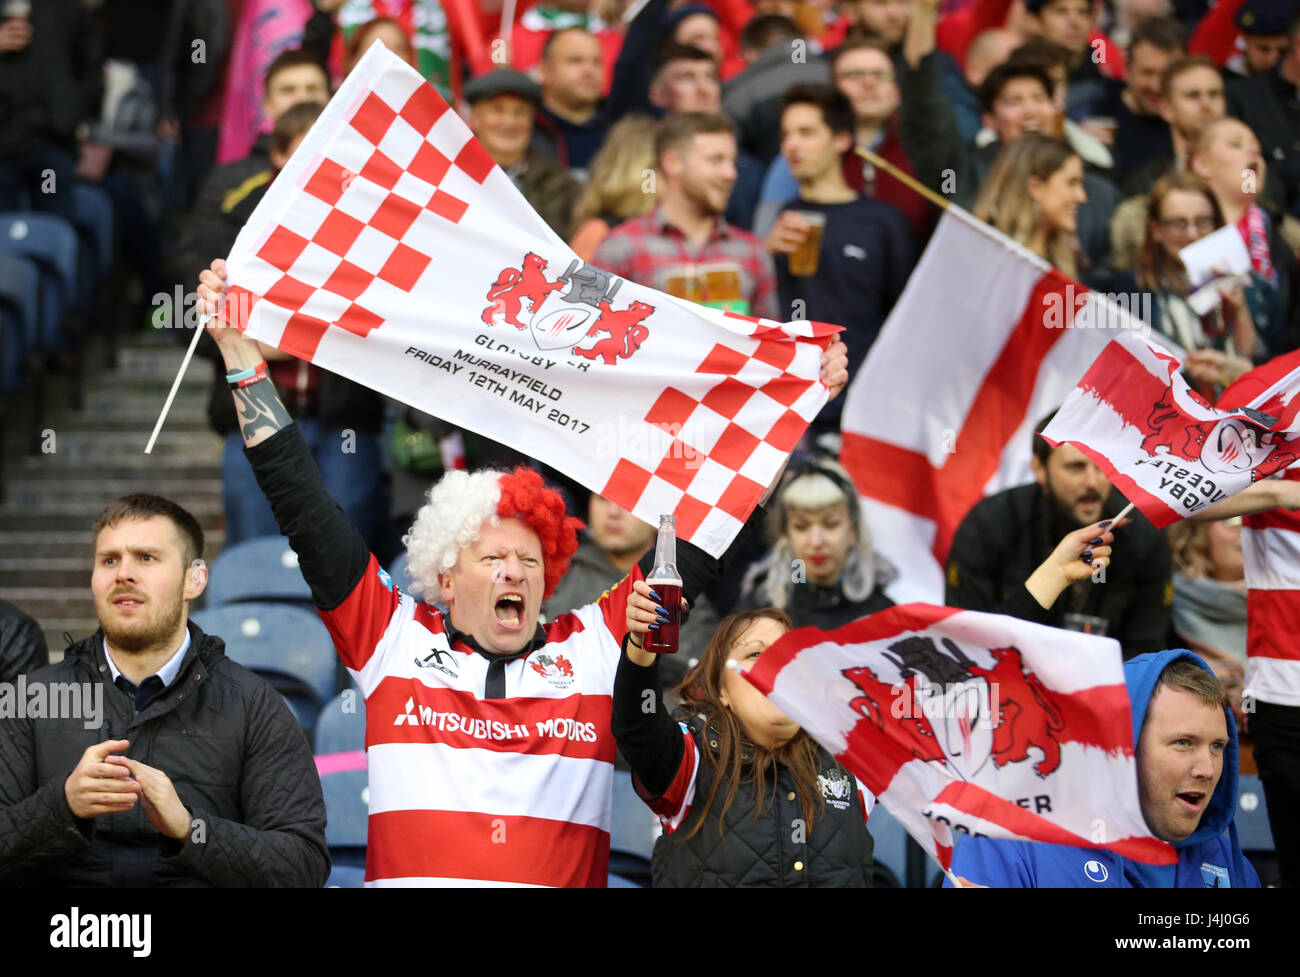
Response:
[946,650,1261,888]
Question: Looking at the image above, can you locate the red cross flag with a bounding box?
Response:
[743,604,1176,870]
[217,43,836,557]
[839,211,1123,602]
[1041,331,1300,527]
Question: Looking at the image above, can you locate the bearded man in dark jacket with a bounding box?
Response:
[0,495,328,888]
[945,421,1173,660]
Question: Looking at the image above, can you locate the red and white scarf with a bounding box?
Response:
[1238,203,1276,287]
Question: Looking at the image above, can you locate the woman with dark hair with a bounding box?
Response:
[738,460,894,630]
[613,605,876,887]
[1116,171,1265,396]
[613,514,1123,886]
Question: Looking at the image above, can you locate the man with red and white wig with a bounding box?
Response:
[196,258,848,887]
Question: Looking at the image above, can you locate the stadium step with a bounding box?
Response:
[0,329,225,658]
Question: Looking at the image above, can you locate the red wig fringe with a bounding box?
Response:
[495,467,584,599]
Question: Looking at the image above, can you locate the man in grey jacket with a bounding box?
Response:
[0,494,328,887]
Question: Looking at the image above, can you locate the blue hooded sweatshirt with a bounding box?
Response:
[945,649,1260,888]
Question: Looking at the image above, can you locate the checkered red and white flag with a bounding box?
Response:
[1041,331,1300,528]
[743,604,1177,870]
[218,43,837,556]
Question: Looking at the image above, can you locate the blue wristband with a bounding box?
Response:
[225,363,265,384]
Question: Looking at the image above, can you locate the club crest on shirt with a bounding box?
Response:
[481,252,654,365]
[818,769,853,810]
[530,653,575,689]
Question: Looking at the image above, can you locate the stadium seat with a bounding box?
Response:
[204,535,314,608]
[0,214,79,353]
[191,602,339,735]
[315,690,367,755]
[324,864,366,888]
[866,801,910,887]
[71,183,115,281]
[321,768,369,868]
[609,769,655,886]
[0,253,39,392]
[1235,773,1275,852]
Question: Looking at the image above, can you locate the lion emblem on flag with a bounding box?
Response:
[844,637,1066,781]
[481,252,655,364]
[1139,388,1300,480]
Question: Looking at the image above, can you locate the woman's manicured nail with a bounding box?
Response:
[649,588,661,602]
[1082,552,1094,564]
[1087,537,1103,545]
[649,623,661,631]
[1098,521,1111,529]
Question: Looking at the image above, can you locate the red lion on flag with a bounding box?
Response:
[844,664,945,763]
[572,300,655,366]
[481,252,564,329]
[970,647,1066,778]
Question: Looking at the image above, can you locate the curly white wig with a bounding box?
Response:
[402,468,503,601]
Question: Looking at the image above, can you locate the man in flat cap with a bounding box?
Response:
[1231,0,1296,79]
[463,68,581,239]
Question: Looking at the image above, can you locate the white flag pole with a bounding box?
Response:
[144,315,210,455]
[499,0,518,52]
[1111,501,1135,525]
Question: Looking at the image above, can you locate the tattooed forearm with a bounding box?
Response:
[233,377,292,445]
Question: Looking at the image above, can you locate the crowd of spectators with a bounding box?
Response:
[1,0,1298,889]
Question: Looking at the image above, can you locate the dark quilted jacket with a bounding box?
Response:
[0,622,329,887]
[652,716,875,888]
[0,599,49,685]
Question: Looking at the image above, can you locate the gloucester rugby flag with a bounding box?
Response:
[839,211,1121,603]
[744,604,1177,869]
[1042,332,1300,528]
[217,42,836,557]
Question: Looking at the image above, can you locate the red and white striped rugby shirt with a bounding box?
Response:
[1220,352,1300,707]
[323,555,644,886]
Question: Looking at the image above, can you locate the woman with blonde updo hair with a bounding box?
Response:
[568,114,658,261]
[974,132,1087,279]
[737,460,894,630]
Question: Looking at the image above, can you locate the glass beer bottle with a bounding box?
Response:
[645,515,683,654]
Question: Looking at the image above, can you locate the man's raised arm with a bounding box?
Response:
[196,259,373,620]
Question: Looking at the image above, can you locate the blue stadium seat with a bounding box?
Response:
[1235,773,1275,852]
[324,864,366,888]
[866,801,910,887]
[321,768,369,868]
[0,253,39,391]
[205,535,314,608]
[191,602,339,734]
[0,214,79,352]
[609,769,656,886]
[72,183,115,280]
[315,690,366,755]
